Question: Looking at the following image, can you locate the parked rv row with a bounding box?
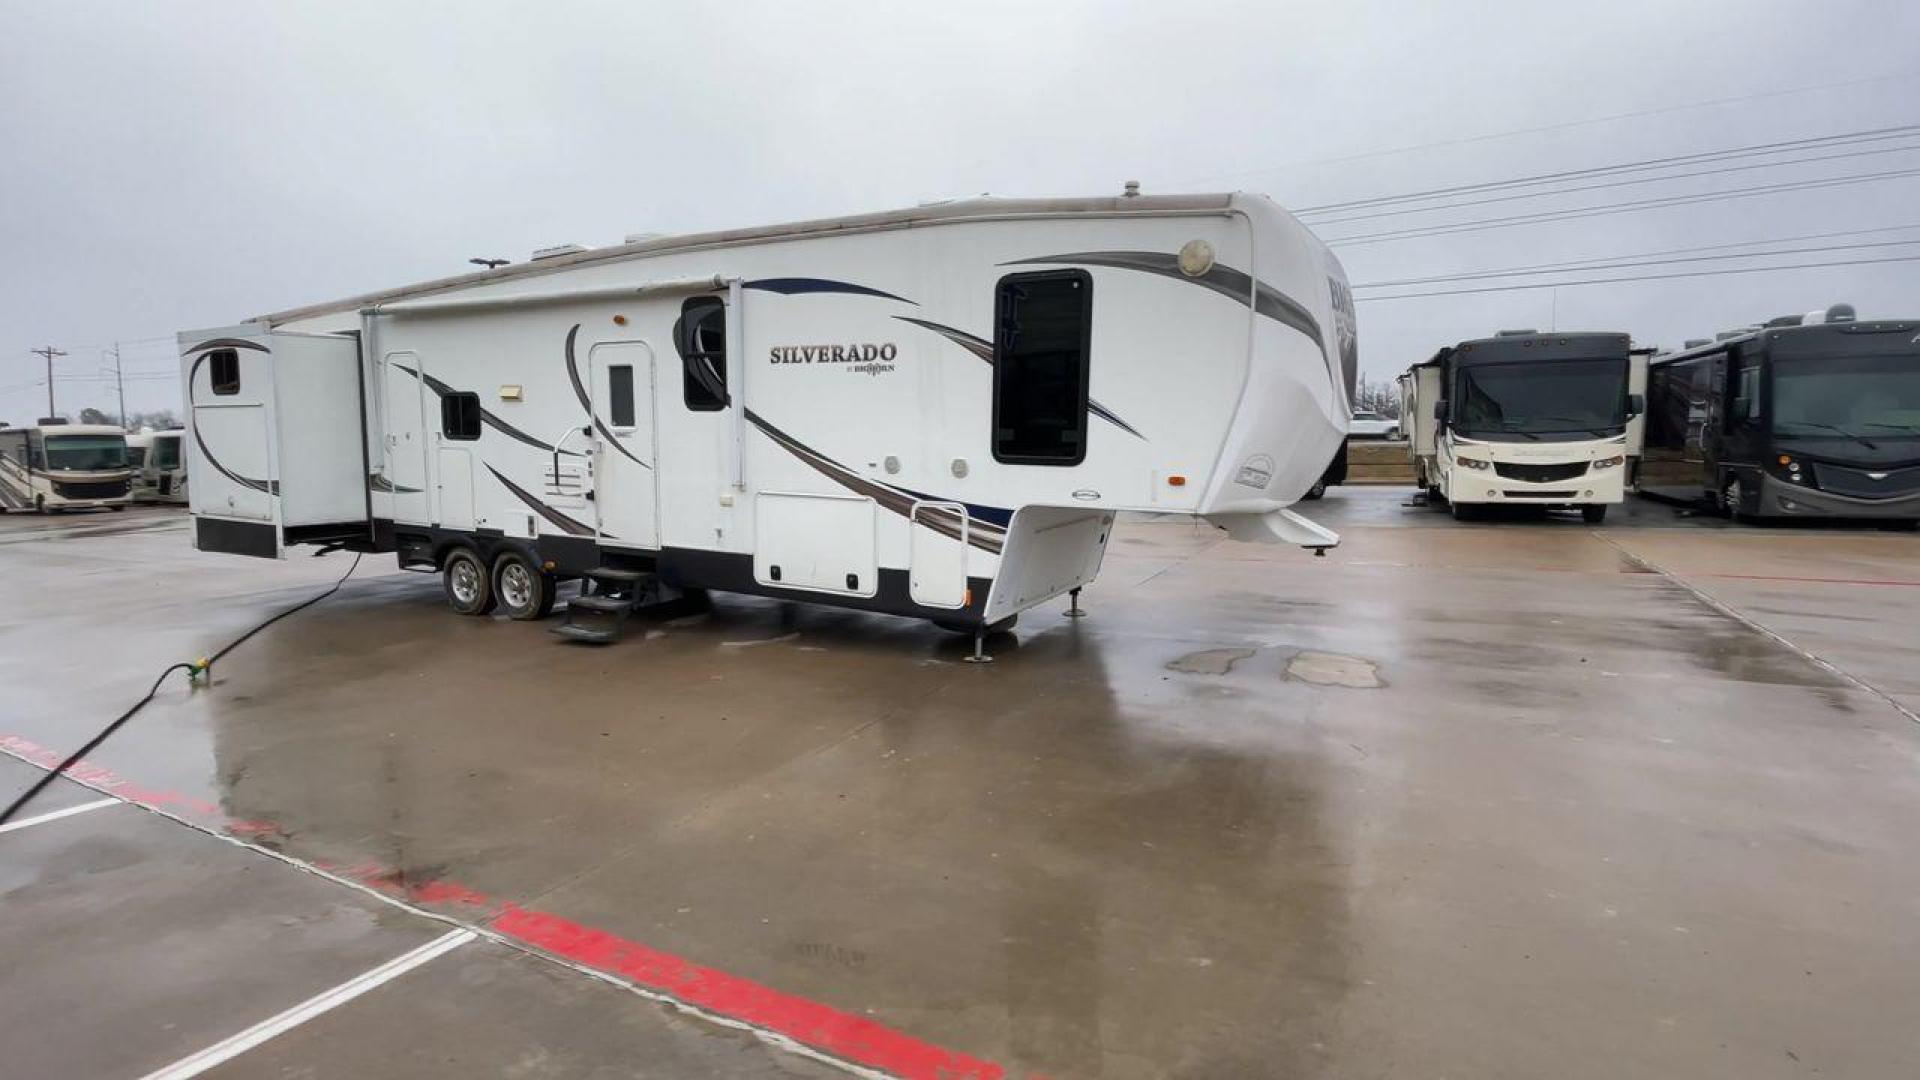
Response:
[0,421,188,513]
[1389,304,1920,526]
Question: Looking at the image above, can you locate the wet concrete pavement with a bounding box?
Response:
[2,492,1918,1077]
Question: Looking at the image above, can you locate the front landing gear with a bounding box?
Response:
[965,631,994,664]
[1064,587,1086,619]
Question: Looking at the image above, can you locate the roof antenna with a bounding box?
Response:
[1122,180,1141,198]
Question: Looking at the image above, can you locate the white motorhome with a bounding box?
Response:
[127,428,189,504]
[1398,331,1646,523]
[178,193,1356,649]
[0,423,134,512]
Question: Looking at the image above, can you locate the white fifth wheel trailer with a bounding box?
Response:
[1399,331,1645,523]
[0,423,134,513]
[178,193,1356,650]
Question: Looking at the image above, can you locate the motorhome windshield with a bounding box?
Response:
[1454,358,1627,438]
[1773,352,1920,440]
[45,433,129,470]
[152,436,182,469]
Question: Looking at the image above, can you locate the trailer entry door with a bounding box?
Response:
[589,341,660,550]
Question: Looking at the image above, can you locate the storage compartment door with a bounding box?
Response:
[753,492,878,597]
[909,500,968,609]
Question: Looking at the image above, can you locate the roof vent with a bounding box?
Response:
[1825,302,1856,323]
[1764,314,1804,328]
[1715,331,1744,341]
[38,416,68,425]
[623,232,666,245]
[530,243,588,262]
[1495,329,1538,337]
[1685,338,1711,348]
[1122,180,1141,198]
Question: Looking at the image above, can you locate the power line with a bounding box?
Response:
[1158,69,1920,188]
[1352,237,1920,289]
[1350,253,1920,303]
[1296,124,1920,216]
[1307,139,1920,226]
[1325,165,1920,246]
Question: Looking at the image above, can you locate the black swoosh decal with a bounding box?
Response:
[183,337,270,354]
[1002,250,1337,385]
[391,364,583,457]
[183,349,277,494]
[561,324,652,470]
[486,465,597,537]
[745,409,1005,554]
[745,278,916,305]
[892,316,1145,440]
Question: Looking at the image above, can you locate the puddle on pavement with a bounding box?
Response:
[1167,647,1257,675]
[1284,651,1384,688]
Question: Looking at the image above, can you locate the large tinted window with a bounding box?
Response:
[1455,358,1627,437]
[1774,353,1920,438]
[153,436,181,469]
[992,270,1091,464]
[46,434,130,470]
[677,297,728,411]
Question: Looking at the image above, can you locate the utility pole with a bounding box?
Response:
[30,345,66,419]
[110,342,126,428]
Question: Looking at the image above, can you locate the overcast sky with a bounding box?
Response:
[4,0,1918,423]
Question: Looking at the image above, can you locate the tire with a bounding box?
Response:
[1450,501,1477,521]
[442,548,496,616]
[1722,475,1747,522]
[109,504,126,513]
[1302,480,1327,501]
[1581,504,1608,524]
[493,549,556,621]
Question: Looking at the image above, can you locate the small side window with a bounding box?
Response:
[992,269,1092,465]
[676,297,728,411]
[609,364,636,427]
[209,349,241,396]
[441,391,482,441]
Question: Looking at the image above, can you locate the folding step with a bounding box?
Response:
[553,592,636,645]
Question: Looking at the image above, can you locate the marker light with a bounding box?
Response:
[1777,454,1792,465]
[1177,239,1216,277]
[1168,475,1187,486]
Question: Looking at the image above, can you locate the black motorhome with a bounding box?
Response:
[1641,306,1920,524]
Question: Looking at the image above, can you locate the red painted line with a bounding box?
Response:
[1694,572,1920,588]
[493,904,1005,1080]
[0,733,1009,1080]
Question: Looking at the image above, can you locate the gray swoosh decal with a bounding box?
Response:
[392,364,583,458]
[367,473,421,495]
[745,408,1004,555]
[486,465,598,537]
[561,324,651,470]
[892,317,1145,440]
[1002,250,1336,384]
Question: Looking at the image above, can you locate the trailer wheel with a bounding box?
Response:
[442,548,496,616]
[1581,505,1608,524]
[493,550,556,621]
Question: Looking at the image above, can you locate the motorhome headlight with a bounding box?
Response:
[1592,455,1625,469]
[1457,456,1491,471]
[1777,454,1805,482]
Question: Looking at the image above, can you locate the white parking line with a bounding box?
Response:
[0,797,121,835]
[136,928,476,1080]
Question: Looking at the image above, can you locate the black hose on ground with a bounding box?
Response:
[0,552,363,828]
